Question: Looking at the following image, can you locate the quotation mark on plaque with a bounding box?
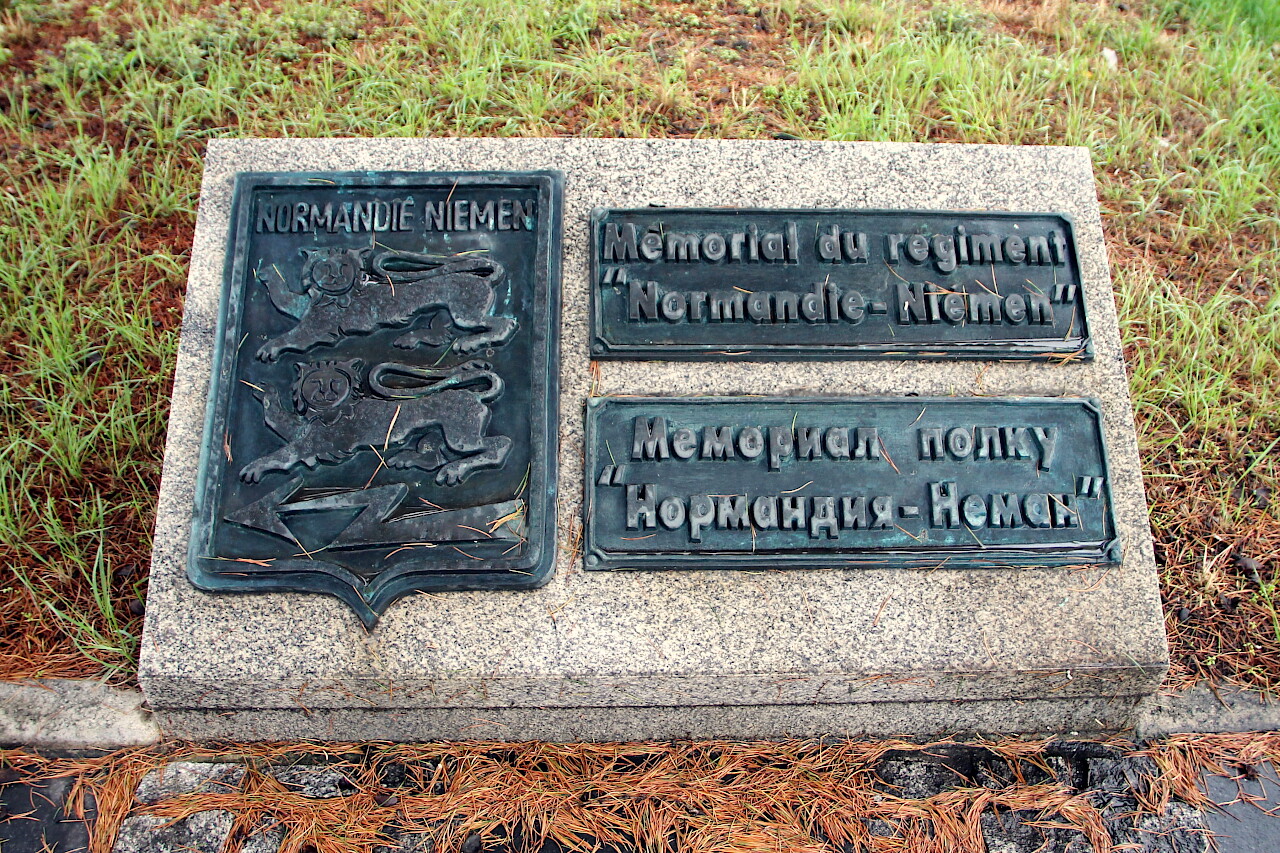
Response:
[601,267,628,286]
[597,465,626,486]
[1077,475,1106,499]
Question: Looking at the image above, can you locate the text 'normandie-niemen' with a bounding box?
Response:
[602,220,1070,328]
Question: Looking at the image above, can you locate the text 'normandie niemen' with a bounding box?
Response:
[255,196,537,233]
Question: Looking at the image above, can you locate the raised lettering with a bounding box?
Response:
[780,496,806,530]
[1005,235,1026,263]
[825,427,850,459]
[932,234,957,273]
[660,291,686,321]
[919,428,945,460]
[256,204,277,232]
[854,428,881,459]
[962,494,988,527]
[990,493,1023,528]
[718,495,749,529]
[1026,235,1051,264]
[309,203,333,232]
[632,417,670,460]
[603,223,639,261]
[930,481,961,528]
[1050,493,1079,528]
[1023,493,1051,528]
[796,428,822,460]
[969,233,1002,263]
[709,291,745,321]
[947,428,973,459]
[671,427,697,460]
[629,280,659,320]
[626,484,657,530]
[639,231,664,261]
[752,496,778,529]
[659,497,686,529]
[768,427,794,471]
[870,496,893,528]
[810,497,838,539]
[666,233,699,261]
[688,495,715,542]
[701,427,734,460]
[976,427,1003,460]
[841,496,869,529]
[1031,427,1058,471]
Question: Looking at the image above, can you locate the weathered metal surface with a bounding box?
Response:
[590,208,1090,359]
[584,396,1118,570]
[189,171,562,625]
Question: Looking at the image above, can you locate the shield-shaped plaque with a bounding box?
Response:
[189,172,562,626]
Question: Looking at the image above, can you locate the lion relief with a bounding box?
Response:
[239,358,511,487]
[254,247,518,363]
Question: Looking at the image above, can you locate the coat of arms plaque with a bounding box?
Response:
[189,171,562,626]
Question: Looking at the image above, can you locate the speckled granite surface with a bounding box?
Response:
[140,139,1166,740]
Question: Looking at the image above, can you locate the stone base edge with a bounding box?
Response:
[1135,686,1280,739]
[156,696,1144,742]
[0,679,159,749]
[140,661,1167,711]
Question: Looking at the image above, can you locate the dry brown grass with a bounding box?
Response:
[6,735,1258,853]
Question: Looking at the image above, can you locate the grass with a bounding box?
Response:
[1160,0,1280,42]
[0,0,1275,686]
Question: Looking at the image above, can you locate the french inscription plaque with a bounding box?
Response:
[189,171,562,625]
[590,208,1090,359]
[584,397,1118,571]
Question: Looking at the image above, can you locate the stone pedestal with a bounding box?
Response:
[141,139,1167,740]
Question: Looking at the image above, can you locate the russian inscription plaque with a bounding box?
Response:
[590,208,1090,359]
[585,396,1118,570]
[189,171,562,625]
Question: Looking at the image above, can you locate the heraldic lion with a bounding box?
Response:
[239,358,511,487]
[255,247,517,363]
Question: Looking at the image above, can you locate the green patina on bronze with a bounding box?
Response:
[585,396,1118,571]
[590,208,1091,360]
[189,171,563,626]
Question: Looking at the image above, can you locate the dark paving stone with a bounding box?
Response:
[0,745,1261,853]
[1108,801,1208,853]
[376,760,412,788]
[1087,755,1159,796]
[374,829,434,853]
[0,775,94,853]
[239,818,287,853]
[1203,763,1280,853]
[976,751,1071,789]
[980,808,1094,852]
[874,745,975,798]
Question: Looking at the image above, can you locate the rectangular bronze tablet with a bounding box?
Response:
[585,396,1118,570]
[590,208,1090,359]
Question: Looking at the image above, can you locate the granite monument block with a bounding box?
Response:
[141,139,1167,741]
